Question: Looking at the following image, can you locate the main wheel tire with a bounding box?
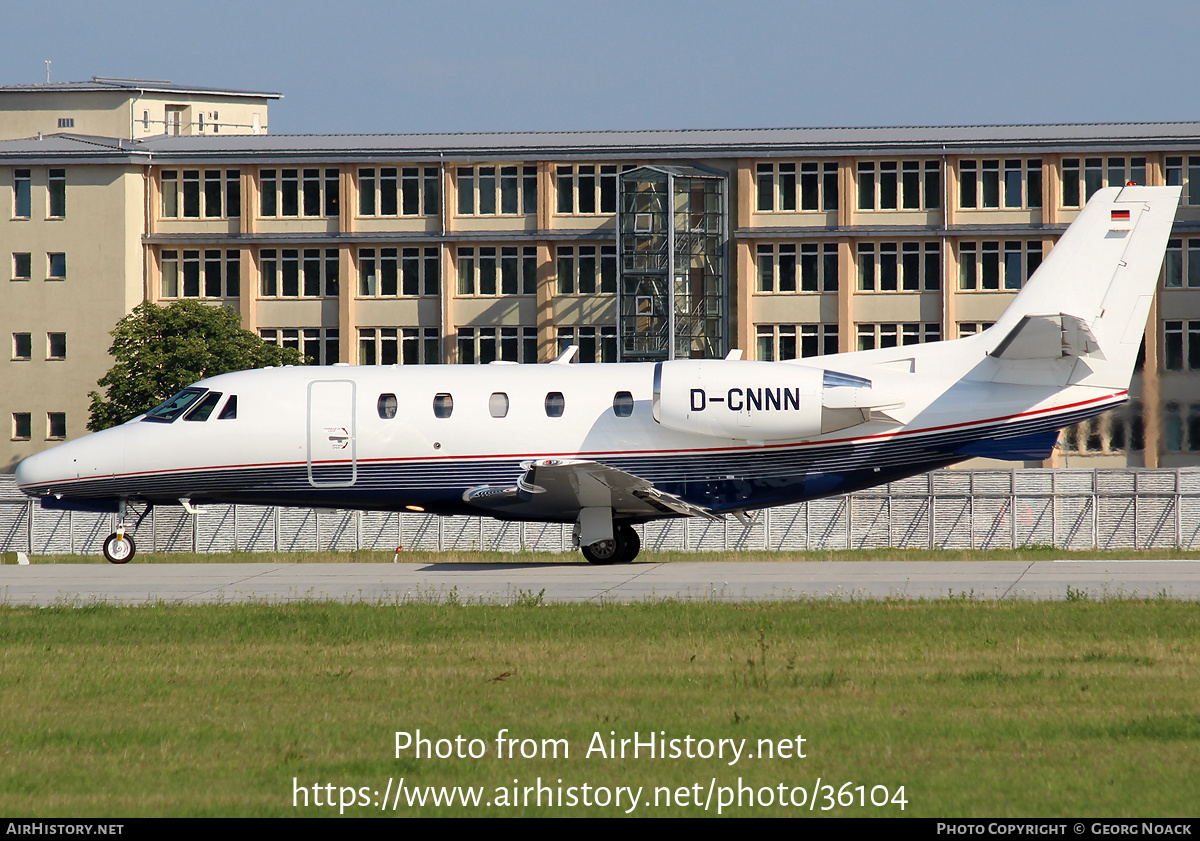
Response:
[102,532,135,565]
[582,534,622,564]
[582,524,641,565]
[618,523,641,562]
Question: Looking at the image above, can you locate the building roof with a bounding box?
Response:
[0,77,281,99]
[3,121,1200,164]
[131,122,1200,160]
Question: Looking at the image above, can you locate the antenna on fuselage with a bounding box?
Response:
[551,345,579,364]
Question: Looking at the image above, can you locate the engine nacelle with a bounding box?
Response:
[652,360,904,442]
[652,360,824,440]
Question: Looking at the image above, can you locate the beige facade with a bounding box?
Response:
[3,81,1200,472]
[0,78,277,141]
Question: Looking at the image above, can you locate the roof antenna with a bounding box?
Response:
[44,60,51,83]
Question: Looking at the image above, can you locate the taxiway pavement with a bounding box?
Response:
[2,560,1198,605]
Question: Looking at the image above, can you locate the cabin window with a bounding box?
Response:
[144,387,206,423]
[218,395,237,419]
[545,392,565,418]
[378,393,398,419]
[489,392,509,418]
[613,391,634,417]
[433,393,454,418]
[183,391,224,422]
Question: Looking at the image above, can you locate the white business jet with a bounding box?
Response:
[15,186,1180,564]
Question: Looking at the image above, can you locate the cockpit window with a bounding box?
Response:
[143,387,206,423]
[184,391,224,422]
[218,395,237,420]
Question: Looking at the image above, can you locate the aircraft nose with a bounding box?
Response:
[15,426,126,496]
[14,447,68,495]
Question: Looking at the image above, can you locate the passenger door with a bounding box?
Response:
[307,380,356,487]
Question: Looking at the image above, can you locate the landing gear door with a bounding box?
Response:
[308,380,356,487]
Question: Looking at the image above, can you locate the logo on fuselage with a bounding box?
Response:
[690,388,801,413]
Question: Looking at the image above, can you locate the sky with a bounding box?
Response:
[4,0,1199,135]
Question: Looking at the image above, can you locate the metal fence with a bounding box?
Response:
[3,468,1200,555]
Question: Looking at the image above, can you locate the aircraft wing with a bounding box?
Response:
[462,458,723,522]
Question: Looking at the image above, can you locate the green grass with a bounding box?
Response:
[23,546,1200,564]
[1,598,1197,816]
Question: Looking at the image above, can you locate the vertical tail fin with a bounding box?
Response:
[983,185,1180,388]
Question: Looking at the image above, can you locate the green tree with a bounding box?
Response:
[87,301,304,431]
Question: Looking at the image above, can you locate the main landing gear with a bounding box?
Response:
[581,522,641,565]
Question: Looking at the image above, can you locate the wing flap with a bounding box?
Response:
[462,458,722,522]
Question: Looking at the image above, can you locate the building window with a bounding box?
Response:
[755,161,838,212]
[46,333,66,360]
[458,165,536,216]
[259,249,309,297]
[261,328,339,365]
[1163,157,1200,206]
[47,253,66,280]
[1163,239,1200,289]
[13,253,31,280]
[556,245,616,294]
[757,243,839,292]
[957,321,995,338]
[858,160,939,210]
[358,327,440,365]
[12,413,31,441]
[48,169,65,217]
[756,324,838,361]
[362,246,439,297]
[47,413,66,440]
[1060,403,1144,455]
[358,167,439,217]
[259,168,336,218]
[557,326,616,362]
[162,169,240,219]
[1160,402,1200,452]
[958,240,1041,291]
[959,159,1041,210]
[260,248,335,297]
[458,326,537,364]
[857,322,940,351]
[858,241,940,291]
[13,169,31,218]
[12,333,31,360]
[1162,320,1200,371]
[457,246,534,296]
[555,164,630,215]
[162,250,239,298]
[57,117,74,129]
[1060,157,1138,207]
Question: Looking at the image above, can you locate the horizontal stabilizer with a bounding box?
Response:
[989,313,1104,361]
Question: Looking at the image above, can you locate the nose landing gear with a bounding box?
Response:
[101,499,146,564]
[102,529,135,564]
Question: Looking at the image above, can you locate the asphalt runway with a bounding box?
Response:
[2,560,1199,605]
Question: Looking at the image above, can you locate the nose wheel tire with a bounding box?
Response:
[102,532,136,565]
